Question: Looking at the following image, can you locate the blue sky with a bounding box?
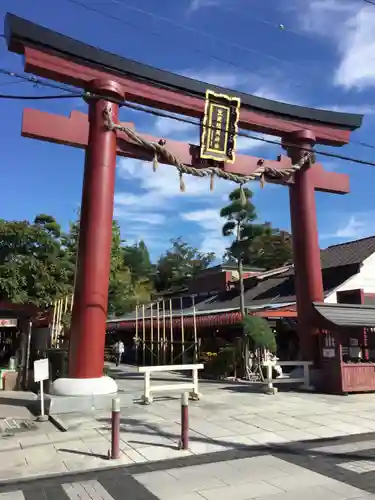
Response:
[0,0,375,261]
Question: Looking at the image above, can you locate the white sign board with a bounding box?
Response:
[34,358,49,383]
[322,348,335,358]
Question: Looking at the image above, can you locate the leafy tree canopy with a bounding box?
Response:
[243,315,276,353]
[0,215,71,307]
[154,238,215,291]
[220,188,292,270]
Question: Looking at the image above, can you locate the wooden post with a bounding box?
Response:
[180,297,185,364]
[135,305,139,365]
[162,300,166,365]
[56,299,62,346]
[170,299,174,364]
[150,303,154,366]
[157,301,160,365]
[192,295,198,364]
[142,304,146,366]
[51,300,57,348]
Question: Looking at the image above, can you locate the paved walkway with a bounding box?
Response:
[2,364,375,493]
[1,433,375,498]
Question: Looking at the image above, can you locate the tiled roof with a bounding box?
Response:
[107,236,375,324]
[321,236,375,269]
[195,260,361,313]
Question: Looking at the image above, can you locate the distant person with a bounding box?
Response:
[113,340,125,367]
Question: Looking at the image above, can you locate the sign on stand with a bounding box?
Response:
[34,359,49,421]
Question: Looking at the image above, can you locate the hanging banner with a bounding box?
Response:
[200,90,241,164]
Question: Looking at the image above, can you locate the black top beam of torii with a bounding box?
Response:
[4,12,362,132]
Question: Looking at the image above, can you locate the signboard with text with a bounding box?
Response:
[0,319,18,328]
[34,358,49,383]
[200,90,241,164]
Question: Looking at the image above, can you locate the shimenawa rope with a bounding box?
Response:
[103,107,312,192]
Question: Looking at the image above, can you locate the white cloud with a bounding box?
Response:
[115,158,239,251]
[182,209,230,256]
[187,0,221,15]
[296,0,375,90]
[321,213,375,240]
[116,158,236,203]
[114,208,165,225]
[335,7,375,90]
[298,0,357,37]
[318,104,375,115]
[334,216,366,239]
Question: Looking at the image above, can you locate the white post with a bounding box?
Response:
[189,367,200,400]
[34,358,49,421]
[303,363,311,390]
[265,363,276,395]
[143,371,152,404]
[192,295,198,363]
[40,380,45,417]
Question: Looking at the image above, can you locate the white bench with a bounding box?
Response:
[262,360,313,394]
[137,364,204,404]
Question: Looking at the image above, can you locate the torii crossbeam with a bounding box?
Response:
[4,13,363,396]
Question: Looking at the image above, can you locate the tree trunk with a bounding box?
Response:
[236,222,249,378]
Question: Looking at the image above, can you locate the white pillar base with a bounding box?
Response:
[51,376,118,396]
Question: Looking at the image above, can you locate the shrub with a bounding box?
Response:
[242,315,276,354]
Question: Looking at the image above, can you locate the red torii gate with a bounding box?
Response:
[4,13,363,396]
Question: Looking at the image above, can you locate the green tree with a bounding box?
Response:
[0,215,71,306]
[63,218,136,316]
[243,315,276,354]
[251,226,292,270]
[123,240,154,282]
[155,238,215,291]
[220,189,292,271]
[220,187,265,317]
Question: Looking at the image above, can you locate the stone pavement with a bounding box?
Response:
[2,364,375,487]
[1,432,375,498]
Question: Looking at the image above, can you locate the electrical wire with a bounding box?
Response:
[63,0,325,88]
[0,79,29,88]
[363,0,375,5]
[0,67,352,149]
[0,68,81,94]
[118,100,375,168]
[2,82,374,168]
[0,92,82,100]
[1,70,375,168]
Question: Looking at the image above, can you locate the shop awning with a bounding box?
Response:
[313,302,375,328]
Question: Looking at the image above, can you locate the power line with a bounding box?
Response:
[1,67,375,168]
[0,79,29,88]
[363,0,375,5]
[119,100,375,168]
[0,68,80,94]
[63,0,325,89]
[0,92,82,100]
[0,66,356,148]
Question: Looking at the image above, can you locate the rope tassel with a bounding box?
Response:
[210,171,215,192]
[152,152,158,172]
[102,112,309,189]
[179,171,186,192]
[260,173,265,189]
[239,184,247,206]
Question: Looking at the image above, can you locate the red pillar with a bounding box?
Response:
[284,130,324,361]
[68,79,124,379]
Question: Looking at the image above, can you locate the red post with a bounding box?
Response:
[111,397,121,459]
[180,392,189,450]
[284,130,324,362]
[68,79,124,379]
